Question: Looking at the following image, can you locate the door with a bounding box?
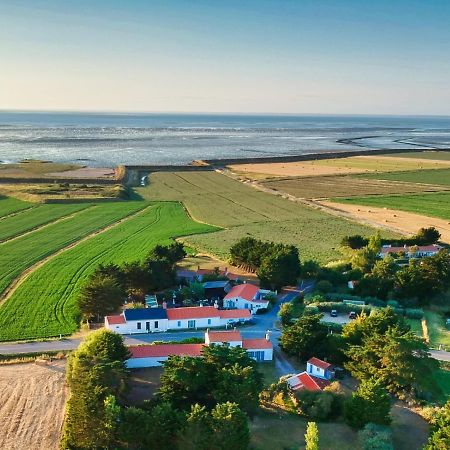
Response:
[146,322,150,332]
[188,320,196,329]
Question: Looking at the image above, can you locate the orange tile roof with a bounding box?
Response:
[218,309,251,319]
[288,372,330,392]
[242,338,273,350]
[224,283,260,301]
[308,357,332,370]
[129,344,204,359]
[106,315,126,325]
[207,330,242,342]
[166,306,219,320]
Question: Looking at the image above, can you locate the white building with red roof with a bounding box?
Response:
[126,329,273,368]
[379,244,442,259]
[223,283,270,314]
[286,357,334,392]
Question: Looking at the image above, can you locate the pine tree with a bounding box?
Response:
[305,422,319,450]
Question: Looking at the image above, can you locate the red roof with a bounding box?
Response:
[129,344,204,359]
[308,357,332,370]
[381,244,441,254]
[242,338,272,350]
[218,309,251,319]
[106,315,126,325]
[166,306,219,320]
[207,330,242,342]
[224,283,260,301]
[288,372,330,392]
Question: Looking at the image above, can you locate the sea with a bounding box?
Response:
[0,111,449,167]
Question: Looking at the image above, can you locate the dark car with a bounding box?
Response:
[348,311,357,320]
[330,309,338,317]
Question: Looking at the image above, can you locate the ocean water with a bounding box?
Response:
[0,111,449,167]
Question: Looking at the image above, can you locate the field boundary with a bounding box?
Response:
[0,203,153,308]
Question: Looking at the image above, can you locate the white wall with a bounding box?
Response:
[106,318,168,334]
[227,297,269,314]
[167,316,221,330]
[126,356,168,368]
[307,362,325,378]
[246,348,273,361]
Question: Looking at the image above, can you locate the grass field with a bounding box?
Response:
[432,369,450,404]
[359,168,450,186]
[0,201,147,296]
[0,202,216,341]
[261,175,448,199]
[0,196,32,217]
[424,311,450,350]
[388,151,450,161]
[335,192,450,221]
[406,318,423,338]
[0,203,91,242]
[137,171,393,263]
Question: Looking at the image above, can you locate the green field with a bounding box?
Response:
[406,318,423,338]
[359,168,450,186]
[0,196,32,217]
[0,202,216,341]
[424,311,450,350]
[0,203,91,242]
[335,192,450,221]
[138,171,394,263]
[0,201,147,296]
[432,369,450,404]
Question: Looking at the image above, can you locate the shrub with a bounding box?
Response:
[304,305,320,315]
[316,280,333,294]
[295,390,342,421]
[405,308,424,319]
[386,300,399,308]
[358,423,394,450]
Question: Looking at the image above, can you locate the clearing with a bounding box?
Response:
[137,171,393,263]
[319,200,450,243]
[0,202,216,341]
[0,361,66,450]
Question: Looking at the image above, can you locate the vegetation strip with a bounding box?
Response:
[0,196,33,218]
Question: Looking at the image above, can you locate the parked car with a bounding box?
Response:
[348,311,357,320]
[330,310,338,317]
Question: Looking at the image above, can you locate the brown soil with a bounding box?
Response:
[359,155,450,166]
[320,200,450,243]
[0,361,67,450]
[48,167,116,179]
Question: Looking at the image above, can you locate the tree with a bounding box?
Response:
[425,400,450,450]
[358,423,394,450]
[278,302,294,327]
[181,281,205,303]
[77,274,124,321]
[341,235,368,249]
[122,261,149,298]
[295,390,336,421]
[178,404,212,450]
[279,313,328,360]
[344,378,391,429]
[210,402,250,450]
[147,242,186,265]
[414,227,441,245]
[305,422,319,450]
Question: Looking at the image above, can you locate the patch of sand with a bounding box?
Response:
[0,361,67,450]
[358,155,450,166]
[229,162,367,177]
[321,200,450,243]
[48,167,116,178]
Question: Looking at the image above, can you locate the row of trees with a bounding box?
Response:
[61,329,261,450]
[229,237,301,289]
[77,243,186,321]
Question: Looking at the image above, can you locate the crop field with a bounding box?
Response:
[0,201,147,296]
[335,192,450,221]
[0,196,32,217]
[358,168,450,186]
[261,175,448,199]
[0,202,216,341]
[388,151,450,161]
[138,171,395,263]
[0,203,91,242]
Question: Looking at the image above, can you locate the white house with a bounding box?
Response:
[223,283,270,314]
[105,306,251,335]
[379,244,442,259]
[126,329,273,368]
[286,357,334,392]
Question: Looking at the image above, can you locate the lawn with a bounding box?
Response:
[261,175,446,199]
[0,195,32,218]
[0,201,148,296]
[424,311,450,350]
[335,192,450,221]
[0,203,91,242]
[0,202,217,341]
[432,368,450,404]
[406,318,423,338]
[138,171,394,263]
[358,168,450,186]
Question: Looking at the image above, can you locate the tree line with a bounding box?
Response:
[77,243,186,321]
[229,237,301,289]
[61,329,262,450]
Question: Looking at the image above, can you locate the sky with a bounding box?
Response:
[1,0,450,115]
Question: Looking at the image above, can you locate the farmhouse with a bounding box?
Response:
[286,357,334,392]
[126,329,273,368]
[105,305,251,335]
[223,283,270,313]
[379,244,442,259]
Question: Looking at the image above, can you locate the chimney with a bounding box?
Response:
[265,332,270,341]
[162,301,167,309]
[214,301,219,309]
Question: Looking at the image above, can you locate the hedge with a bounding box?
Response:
[405,308,424,319]
[309,302,372,314]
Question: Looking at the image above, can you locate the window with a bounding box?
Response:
[207,319,211,325]
[188,320,196,329]
[154,321,159,329]
[177,321,181,327]
[137,322,141,330]
[244,303,249,309]
[146,322,150,331]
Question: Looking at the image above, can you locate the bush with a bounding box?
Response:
[295,390,342,421]
[304,305,320,315]
[386,300,399,308]
[405,308,424,319]
[310,301,372,315]
[358,423,394,450]
[316,280,333,294]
